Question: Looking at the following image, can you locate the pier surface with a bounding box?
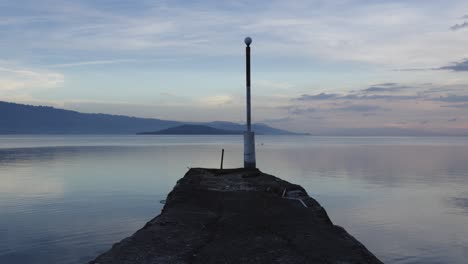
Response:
[91,168,382,264]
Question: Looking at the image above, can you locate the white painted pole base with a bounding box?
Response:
[244,131,256,168]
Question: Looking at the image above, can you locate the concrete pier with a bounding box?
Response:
[90,168,382,264]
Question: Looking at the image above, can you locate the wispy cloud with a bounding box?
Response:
[450,22,468,31]
[437,59,468,72]
[397,58,468,72]
[278,80,468,133]
[256,80,295,90]
[196,95,234,106]
[48,59,139,68]
[1,0,467,67]
[334,104,386,112]
[289,107,316,115]
[362,83,410,93]
[432,94,468,102]
[296,93,339,101]
[295,93,419,101]
[285,103,385,114]
[441,103,468,108]
[0,67,64,91]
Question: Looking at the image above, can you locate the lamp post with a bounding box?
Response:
[244,37,256,169]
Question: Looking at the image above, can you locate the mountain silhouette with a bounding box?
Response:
[138,125,243,135]
[0,101,300,135]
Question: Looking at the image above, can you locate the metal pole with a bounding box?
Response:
[220,148,224,169]
[246,44,251,132]
[243,37,256,169]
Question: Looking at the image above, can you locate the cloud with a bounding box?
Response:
[288,107,316,115]
[48,59,138,68]
[334,104,385,112]
[295,93,419,101]
[362,83,410,93]
[441,103,468,108]
[399,59,468,72]
[196,95,234,106]
[296,93,339,101]
[378,83,397,86]
[393,67,431,72]
[420,120,429,125]
[284,103,385,115]
[432,95,468,102]
[348,94,420,100]
[448,118,457,122]
[450,197,468,214]
[0,67,64,91]
[2,0,467,68]
[256,80,295,90]
[437,59,468,71]
[47,58,185,68]
[450,22,468,31]
[285,82,468,135]
[293,82,426,102]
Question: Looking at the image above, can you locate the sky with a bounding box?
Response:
[1,0,468,134]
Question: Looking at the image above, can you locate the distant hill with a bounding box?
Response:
[0,101,181,134]
[202,121,307,135]
[138,125,243,135]
[0,101,301,135]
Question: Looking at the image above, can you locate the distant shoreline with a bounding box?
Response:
[0,101,303,135]
[137,124,244,135]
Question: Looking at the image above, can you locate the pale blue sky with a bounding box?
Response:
[1,0,468,134]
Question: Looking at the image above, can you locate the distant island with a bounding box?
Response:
[0,101,302,135]
[138,124,243,135]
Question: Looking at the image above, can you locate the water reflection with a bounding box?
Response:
[1,136,468,263]
[259,144,468,186]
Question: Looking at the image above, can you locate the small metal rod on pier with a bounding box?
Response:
[220,148,224,169]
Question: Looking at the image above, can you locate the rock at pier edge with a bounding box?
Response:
[90,168,383,264]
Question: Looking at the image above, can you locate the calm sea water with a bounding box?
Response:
[1,135,467,263]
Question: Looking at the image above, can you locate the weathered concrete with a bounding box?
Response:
[90,168,383,264]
